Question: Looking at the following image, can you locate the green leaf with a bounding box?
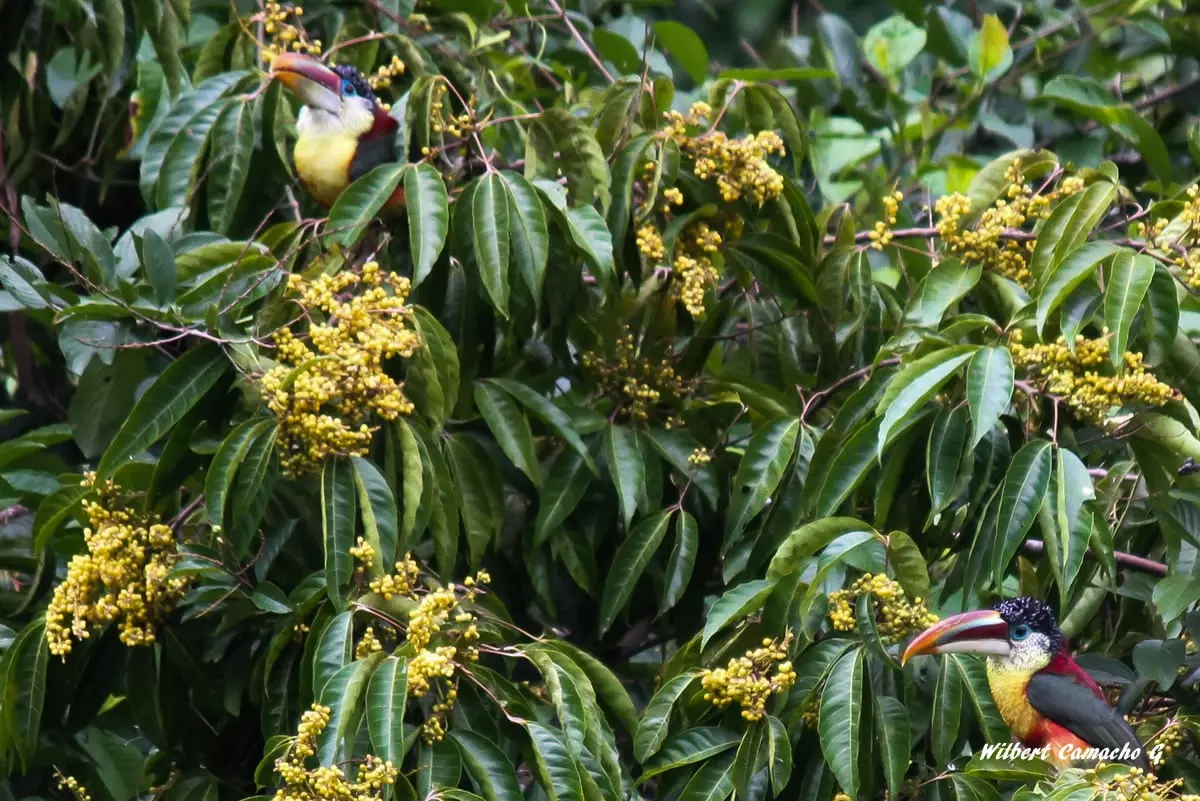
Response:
[599,510,672,636]
[927,406,969,516]
[141,229,176,306]
[605,424,644,530]
[931,657,963,765]
[1035,242,1121,336]
[876,346,977,458]
[535,180,615,288]
[633,670,699,761]
[1133,639,1187,688]
[1048,447,1094,604]
[534,448,591,549]
[352,457,399,578]
[863,15,926,78]
[724,417,801,546]
[471,172,512,318]
[7,620,47,771]
[451,731,523,801]
[1153,576,1200,622]
[328,163,407,246]
[968,14,1012,83]
[207,100,255,234]
[818,647,863,797]
[525,722,586,801]
[33,484,88,552]
[637,727,740,782]
[993,440,1053,584]
[499,170,549,303]
[405,162,450,287]
[904,261,982,328]
[873,696,910,798]
[410,306,460,428]
[767,716,792,795]
[701,579,776,649]
[206,418,272,537]
[316,656,378,763]
[767,517,875,580]
[1104,251,1155,369]
[966,149,1058,216]
[313,611,353,699]
[660,510,699,615]
[445,435,505,570]
[951,655,1009,742]
[731,722,766,801]
[1041,76,1172,183]
[474,382,540,485]
[646,428,721,507]
[677,752,735,801]
[322,459,358,606]
[652,21,710,84]
[396,419,425,553]
[487,378,595,473]
[1029,181,1117,284]
[966,346,1014,449]
[886,529,930,600]
[97,344,227,477]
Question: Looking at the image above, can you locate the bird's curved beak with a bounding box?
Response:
[901,609,1011,664]
[270,52,341,114]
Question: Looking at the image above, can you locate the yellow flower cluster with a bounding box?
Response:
[827,573,938,643]
[1134,185,1200,288]
[46,475,189,658]
[934,162,1085,286]
[636,225,665,263]
[368,55,406,91]
[700,633,797,721]
[664,102,786,206]
[579,329,694,425]
[799,697,819,729]
[349,537,375,576]
[427,82,474,139]
[1010,331,1179,426]
[1085,766,1186,800]
[687,447,712,466]
[57,774,91,801]
[261,261,420,477]
[273,704,397,801]
[367,553,421,600]
[1150,723,1186,766]
[636,102,784,316]
[355,626,383,660]
[869,190,904,250]
[260,3,321,62]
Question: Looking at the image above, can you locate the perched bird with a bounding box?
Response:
[902,597,1149,770]
[269,53,404,209]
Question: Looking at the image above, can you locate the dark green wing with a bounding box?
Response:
[1026,672,1148,769]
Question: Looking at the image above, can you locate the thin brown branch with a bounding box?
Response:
[801,357,902,421]
[1022,539,1168,577]
[544,0,613,83]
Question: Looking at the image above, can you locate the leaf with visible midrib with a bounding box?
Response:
[992,440,1053,583]
[367,656,407,766]
[97,344,227,477]
[598,510,672,636]
[471,172,512,318]
[328,163,407,246]
[451,730,523,801]
[633,670,701,761]
[818,647,863,797]
[321,460,357,606]
[9,620,47,771]
[405,162,450,287]
[1104,251,1155,369]
[966,346,1014,449]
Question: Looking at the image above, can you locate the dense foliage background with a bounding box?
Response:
[7,0,1200,799]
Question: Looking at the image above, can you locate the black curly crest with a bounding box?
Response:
[332,64,377,102]
[994,597,1064,650]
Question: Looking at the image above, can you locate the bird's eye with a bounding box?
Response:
[1011,623,1031,641]
[341,79,357,96]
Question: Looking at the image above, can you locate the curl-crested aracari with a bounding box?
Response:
[269,52,404,209]
[902,597,1149,770]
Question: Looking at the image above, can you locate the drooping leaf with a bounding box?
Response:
[599,510,672,636]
